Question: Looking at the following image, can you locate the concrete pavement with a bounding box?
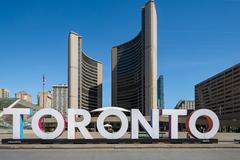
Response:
[0,148,240,160]
[0,143,239,149]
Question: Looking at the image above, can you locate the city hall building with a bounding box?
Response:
[111,0,157,116]
[68,32,103,111]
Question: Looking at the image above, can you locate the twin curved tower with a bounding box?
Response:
[112,0,157,115]
[68,1,157,115]
[68,32,103,111]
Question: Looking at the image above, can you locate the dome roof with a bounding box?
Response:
[91,106,130,113]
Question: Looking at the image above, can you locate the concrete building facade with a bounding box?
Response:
[195,63,240,123]
[15,91,32,103]
[37,91,52,108]
[157,75,164,109]
[0,89,10,98]
[52,84,68,115]
[68,32,103,111]
[112,0,157,115]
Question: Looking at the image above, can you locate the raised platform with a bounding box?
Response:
[1,138,218,144]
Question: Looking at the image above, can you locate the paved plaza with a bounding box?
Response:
[0,148,240,160]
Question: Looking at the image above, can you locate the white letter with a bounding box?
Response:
[31,108,65,139]
[97,108,128,139]
[161,109,187,139]
[3,108,32,139]
[67,109,93,139]
[187,109,219,139]
[131,109,159,139]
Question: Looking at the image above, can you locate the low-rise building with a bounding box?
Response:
[15,91,32,103]
[175,100,195,113]
[0,98,39,127]
[0,89,10,98]
[37,91,52,108]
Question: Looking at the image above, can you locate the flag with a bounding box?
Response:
[43,75,46,85]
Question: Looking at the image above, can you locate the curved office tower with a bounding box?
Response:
[112,0,157,115]
[68,32,102,111]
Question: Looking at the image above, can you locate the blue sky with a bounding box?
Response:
[0,0,239,108]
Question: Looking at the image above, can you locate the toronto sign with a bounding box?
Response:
[2,108,219,140]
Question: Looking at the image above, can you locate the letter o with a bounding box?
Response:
[187,109,219,139]
[97,109,128,139]
[31,108,65,139]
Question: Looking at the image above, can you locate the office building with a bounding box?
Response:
[157,75,164,109]
[15,91,32,103]
[0,89,10,98]
[175,100,195,113]
[52,84,68,115]
[68,32,103,111]
[112,0,157,115]
[37,91,52,108]
[195,63,240,122]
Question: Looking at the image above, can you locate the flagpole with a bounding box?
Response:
[43,74,45,109]
[42,74,45,131]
